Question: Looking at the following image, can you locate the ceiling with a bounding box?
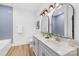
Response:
[0,3,50,14]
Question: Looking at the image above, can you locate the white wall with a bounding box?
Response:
[12,3,50,46]
[13,7,36,46]
[70,3,79,42]
[12,3,79,46]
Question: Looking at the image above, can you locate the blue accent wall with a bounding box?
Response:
[0,5,13,39]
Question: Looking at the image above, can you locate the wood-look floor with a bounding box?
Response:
[6,44,34,56]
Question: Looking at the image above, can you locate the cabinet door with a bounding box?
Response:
[39,43,52,56]
[39,44,45,56]
[39,44,52,56]
[32,36,39,56]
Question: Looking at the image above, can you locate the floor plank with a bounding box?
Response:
[6,44,34,56]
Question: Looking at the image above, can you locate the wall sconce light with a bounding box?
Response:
[40,12,45,16]
[43,9,48,14]
[49,5,54,11]
[40,9,48,16]
[49,3,60,11]
[42,12,45,16]
[49,3,62,10]
[40,3,63,16]
[54,3,60,8]
[54,3,63,9]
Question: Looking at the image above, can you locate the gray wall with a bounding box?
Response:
[0,5,13,39]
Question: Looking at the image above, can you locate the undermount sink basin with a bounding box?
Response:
[45,38,78,48]
[45,39,63,47]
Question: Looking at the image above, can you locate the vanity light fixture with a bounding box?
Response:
[54,3,60,8]
[55,3,63,10]
[56,3,63,9]
[40,9,48,16]
[48,3,58,12]
[40,12,45,16]
[49,4,54,10]
[40,3,63,16]
[43,9,48,14]
[49,3,62,11]
[49,3,59,10]
[42,12,45,16]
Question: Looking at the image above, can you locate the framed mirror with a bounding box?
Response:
[51,3,74,39]
[40,15,49,33]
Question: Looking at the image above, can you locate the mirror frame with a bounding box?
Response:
[67,4,74,39]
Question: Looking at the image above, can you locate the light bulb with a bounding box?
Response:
[55,3,60,7]
[49,5,54,11]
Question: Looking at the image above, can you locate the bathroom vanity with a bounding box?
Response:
[32,3,78,56]
[32,30,78,56]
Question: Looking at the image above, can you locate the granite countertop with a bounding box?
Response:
[33,30,79,56]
